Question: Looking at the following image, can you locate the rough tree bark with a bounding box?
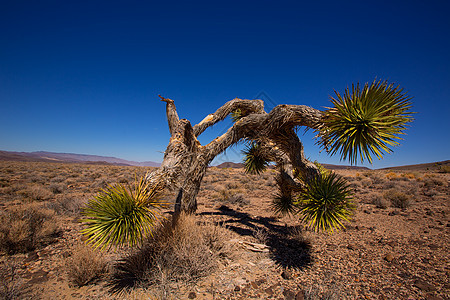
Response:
[147,95,324,214]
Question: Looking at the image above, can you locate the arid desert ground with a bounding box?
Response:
[0,161,449,299]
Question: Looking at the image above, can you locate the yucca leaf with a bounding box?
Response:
[295,172,354,233]
[242,142,269,175]
[81,173,166,250]
[319,80,413,164]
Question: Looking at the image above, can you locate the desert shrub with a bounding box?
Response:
[91,179,109,189]
[0,205,60,254]
[0,261,22,300]
[348,181,362,190]
[50,175,66,183]
[372,195,388,209]
[110,214,231,294]
[252,227,268,244]
[0,178,9,188]
[49,183,66,194]
[361,178,372,187]
[304,284,340,300]
[401,173,416,180]
[368,173,385,185]
[289,226,311,245]
[90,172,102,179]
[383,190,412,209]
[423,189,438,197]
[385,172,399,180]
[215,188,249,206]
[225,181,241,190]
[66,244,108,287]
[46,196,85,216]
[20,185,53,201]
[382,181,396,189]
[423,176,446,188]
[438,165,450,173]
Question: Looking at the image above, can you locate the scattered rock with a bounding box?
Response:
[326,243,338,250]
[428,243,439,250]
[265,287,274,295]
[283,288,296,300]
[425,294,444,300]
[27,269,49,285]
[234,285,240,292]
[384,253,395,262]
[295,290,305,300]
[24,251,39,263]
[414,279,437,292]
[281,269,293,280]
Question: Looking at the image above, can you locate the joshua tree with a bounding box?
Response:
[82,80,413,249]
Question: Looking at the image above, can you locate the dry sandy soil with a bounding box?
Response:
[0,161,448,299]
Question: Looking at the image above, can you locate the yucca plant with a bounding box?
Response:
[270,192,298,216]
[296,172,354,233]
[319,80,413,164]
[81,174,166,250]
[242,142,269,175]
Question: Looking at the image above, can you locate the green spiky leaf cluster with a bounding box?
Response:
[81,174,165,250]
[296,172,354,233]
[319,80,413,164]
[242,142,269,175]
[271,192,297,216]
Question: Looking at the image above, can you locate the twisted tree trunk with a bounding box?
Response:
[147,96,324,213]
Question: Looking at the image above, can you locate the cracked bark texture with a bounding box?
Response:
[147,95,323,213]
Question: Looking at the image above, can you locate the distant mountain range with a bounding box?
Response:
[0,150,448,171]
[216,161,450,171]
[0,150,160,167]
[215,162,370,170]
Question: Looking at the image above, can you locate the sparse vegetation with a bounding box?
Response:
[0,261,22,300]
[0,204,60,254]
[0,161,448,299]
[65,243,108,287]
[383,190,412,209]
[109,214,231,294]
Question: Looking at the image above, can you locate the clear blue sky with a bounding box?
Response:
[1,1,449,168]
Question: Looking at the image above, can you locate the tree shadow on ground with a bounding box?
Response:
[199,205,312,269]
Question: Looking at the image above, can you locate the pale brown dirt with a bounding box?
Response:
[0,161,449,299]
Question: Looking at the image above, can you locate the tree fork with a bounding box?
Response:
[148,96,324,214]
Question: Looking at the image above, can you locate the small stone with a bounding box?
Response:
[265,287,274,295]
[27,269,49,284]
[364,209,371,214]
[295,290,305,300]
[188,291,196,299]
[250,281,258,289]
[384,253,395,262]
[281,269,293,280]
[24,251,39,263]
[234,285,240,292]
[414,279,437,292]
[283,289,296,300]
[428,244,439,250]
